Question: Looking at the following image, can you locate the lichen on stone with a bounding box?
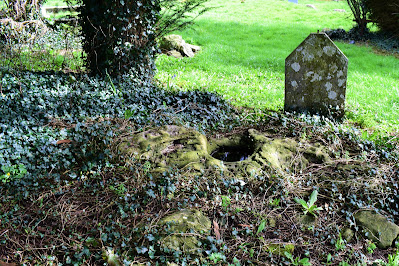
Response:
[354,210,399,249]
[158,209,211,254]
[115,126,332,178]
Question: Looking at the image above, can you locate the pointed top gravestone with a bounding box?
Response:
[284,33,348,118]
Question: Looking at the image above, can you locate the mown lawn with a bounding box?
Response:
[156,0,399,131]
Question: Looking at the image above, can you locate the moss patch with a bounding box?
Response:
[158,209,211,254]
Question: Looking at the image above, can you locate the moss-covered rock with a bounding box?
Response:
[298,214,317,228]
[117,125,211,173]
[116,126,331,177]
[158,209,211,254]
[341,227,355,242]
[354,210,399,249]
[247,129,331,172]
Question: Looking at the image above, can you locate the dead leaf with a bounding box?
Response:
[213,220,221,240]
[56,139,72,145]
[37,226,47,233]
[238,224,251,228]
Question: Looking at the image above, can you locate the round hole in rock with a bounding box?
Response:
[210,135,255,162]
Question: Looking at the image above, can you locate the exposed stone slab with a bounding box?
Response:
[285,33,348,118]
[158,209,211,254]
[354,210,399,249]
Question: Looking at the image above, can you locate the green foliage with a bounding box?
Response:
[156,0,211,39]
[221,195,231,211]
[0,0,44,21]
[1,1,399,264]
[387,244,399,265]
[256,219,267,235]
[364,0,399,36]
[294,190,323,217]
[0,164,27,183]
[284,251,311,266]
[0,71,237,195]
[77,0,160,77]
[208,252,226,263]
[0,22,83,72]
[345,0,369,36]
[335,233,346,251]
[366,240,376,254]
[269,198,281,207]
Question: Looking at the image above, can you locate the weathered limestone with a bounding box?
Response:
[116,126,331,176]
[354,210,399,249]
[158,209,211,254]
[159,34,201,58]
[285,33,348,118]
[117,125,214,172]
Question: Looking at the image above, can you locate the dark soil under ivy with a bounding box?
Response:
[1,71,399,265]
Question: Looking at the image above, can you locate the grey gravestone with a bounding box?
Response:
[284,33,348,118]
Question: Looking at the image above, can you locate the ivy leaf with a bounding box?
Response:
[136,246,148,254]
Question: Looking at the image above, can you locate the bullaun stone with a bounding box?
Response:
[354,210,399,249]
[285,33,348,118]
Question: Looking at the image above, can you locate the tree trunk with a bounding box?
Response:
[79,0,160,77]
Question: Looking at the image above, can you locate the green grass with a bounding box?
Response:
[44,0,77,6]
[156,0,399,131]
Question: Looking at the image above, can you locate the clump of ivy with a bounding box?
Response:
[0,70,239,195]
[77,0,160,78]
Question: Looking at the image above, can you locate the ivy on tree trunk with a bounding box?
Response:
[78,0,160,78]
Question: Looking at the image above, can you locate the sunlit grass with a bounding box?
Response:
[44,0,77,6]
[156,0,399,131]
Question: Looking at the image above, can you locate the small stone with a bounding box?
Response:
[159,34,184,51]
[354,210,399,249]
[341,227,355,242]
[159,34,200,58]
[158,209,211,254]
[333,9,346,12]
[306,4,316,9]
[268,217,276,227]
[299,214,316,227]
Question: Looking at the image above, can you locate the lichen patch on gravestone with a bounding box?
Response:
[285,33,348,118]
